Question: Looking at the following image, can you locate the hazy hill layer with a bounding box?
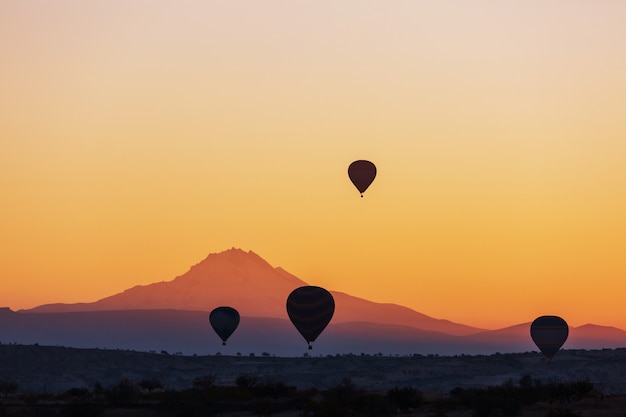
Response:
[3,308,626,357]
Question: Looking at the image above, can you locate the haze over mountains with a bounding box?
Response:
[4,248,626,356]
[26,248,481,336]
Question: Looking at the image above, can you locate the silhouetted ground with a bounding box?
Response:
[3,344,626,394]
[0,378,624,416]
[2,344,626,415]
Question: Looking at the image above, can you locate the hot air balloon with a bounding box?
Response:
[348,160,376,197]
[286,286,335,349]
[209,306,240,345]
[530,315,568,360]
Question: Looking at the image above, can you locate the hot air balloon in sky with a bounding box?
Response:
[286,286,335,349]
[209,306,240,345]
[348,160,376,197]
[530,315,569,360]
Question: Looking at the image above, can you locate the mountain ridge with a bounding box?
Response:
[18,247,626,346]
[23,247,482,336]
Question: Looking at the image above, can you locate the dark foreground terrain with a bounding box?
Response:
[0,380,625,417]
[1,344,626,416]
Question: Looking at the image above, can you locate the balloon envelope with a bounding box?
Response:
[348,160,376,196]
[286,286,335,349]
[530,315,568,360]
[209,306,240,345]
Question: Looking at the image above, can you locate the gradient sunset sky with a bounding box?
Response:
[2,1,626,330]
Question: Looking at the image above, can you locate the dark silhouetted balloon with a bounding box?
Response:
[286,286,335,349]
[209,307,240,345]
[348,160,376,197]
[530,315,568,360]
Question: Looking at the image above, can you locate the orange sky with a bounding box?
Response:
[2,1,626,330]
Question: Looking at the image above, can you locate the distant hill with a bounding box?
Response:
[3,308,626,357]
[10,248,626,355]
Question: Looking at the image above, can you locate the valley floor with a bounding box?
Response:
[0,395,625,417]
[2,344,626,395]
[2,344,626,416]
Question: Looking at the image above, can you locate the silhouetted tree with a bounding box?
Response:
[387,386,423,412]
[139,378,163,393]
[236,374,261,392]
[572,378,594,399]
[546,408,582,417]
[254,381,296,401]
[192,374,216,390]
[0,379,18,397]
[64,387,90,398]
[93,381,104,397]
[105,378,138,406]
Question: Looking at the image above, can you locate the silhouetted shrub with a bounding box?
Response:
[301,378,357,417]
[236,374,261,391]
[449,376,603,416]
[0,379,18,397]
[61,402,103,417]
[139,377,164,393]
[192,374,216,390]
[253,381,297,400]
[21,393,52,406]
[325,378,356,400]
[387,386,423,411]
[251,400,278,417]
[450,383,522,417]
[159,388,211,417]
[351,392,395,417]
[572,378,594,399]
[545,408,582,417]
[93,381,104,397]
[64,387,90,398]
[431,397,453,417]
[105,378,138,406]
[518,374,539,404]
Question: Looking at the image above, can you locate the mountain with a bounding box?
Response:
[26,249,305,319]
[568,323,626,347]
[24,247,482,336]
[10,248,626,355]
[460,322,626,353]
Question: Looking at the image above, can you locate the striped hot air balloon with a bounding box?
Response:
[286,286,335,349]
[209,306,240,345]
[530,315,569,360]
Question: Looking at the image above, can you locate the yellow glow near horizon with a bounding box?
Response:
[2,1,626,330]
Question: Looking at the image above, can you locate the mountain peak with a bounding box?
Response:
[190,247,274,272]
[24,248,308,317]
